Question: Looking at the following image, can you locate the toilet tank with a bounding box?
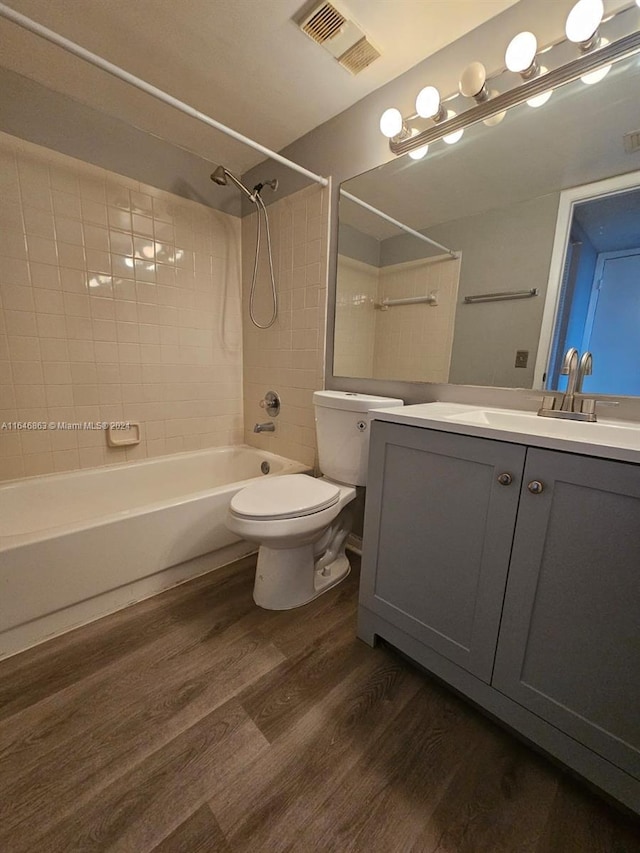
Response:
[313,391,403,486]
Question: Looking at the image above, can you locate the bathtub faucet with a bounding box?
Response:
[254,422,275,433]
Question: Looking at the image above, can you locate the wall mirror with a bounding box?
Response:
[334,48,640,397]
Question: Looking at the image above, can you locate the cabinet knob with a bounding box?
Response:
[497,472,513,486]
[527,480,544,494]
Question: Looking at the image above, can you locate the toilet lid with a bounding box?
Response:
[230,474,340,520]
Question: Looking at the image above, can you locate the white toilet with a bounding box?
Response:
[226,390,403,610]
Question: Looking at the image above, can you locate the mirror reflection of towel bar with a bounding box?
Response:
[464,288,538,304]
[374,294,438,310]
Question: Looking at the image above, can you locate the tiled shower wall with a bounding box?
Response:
[0,132,243,481]
[242,183,329,469]
[334,253,460,383]
[375,256,460,382]
[334,255,377,378]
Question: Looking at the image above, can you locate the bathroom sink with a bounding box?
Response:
[370,402,640,463]
[443,407,640,445]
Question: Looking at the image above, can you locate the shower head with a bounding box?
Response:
[211,165,227,186]
[210,165,256,202]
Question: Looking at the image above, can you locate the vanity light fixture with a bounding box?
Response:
[505,31,539,78]
[381,2,640,158]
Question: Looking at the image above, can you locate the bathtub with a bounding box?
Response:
[0,446,309,659]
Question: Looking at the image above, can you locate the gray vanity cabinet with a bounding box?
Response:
[493,448,640,778]
[359,420,640,811]
[360,421,525,682]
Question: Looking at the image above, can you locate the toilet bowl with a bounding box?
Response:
[227,473,356,609]
[226,390,403,609]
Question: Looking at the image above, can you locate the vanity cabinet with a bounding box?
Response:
[359,422,525,682]
[493,447,640,779]
[359,420,640,812]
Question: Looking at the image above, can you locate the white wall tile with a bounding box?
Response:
[242,183,329,469]
[0,132,243,481]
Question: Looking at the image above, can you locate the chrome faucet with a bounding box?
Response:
[559,347,579,411]
[576,350,593,393]
[538,348,597,422]
[254,422,275,433]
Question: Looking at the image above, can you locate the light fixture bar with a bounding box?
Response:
[391,27,640,156]
[340,189,458,258]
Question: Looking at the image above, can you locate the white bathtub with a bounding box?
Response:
[0,446,309,659]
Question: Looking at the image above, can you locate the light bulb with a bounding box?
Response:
[409,144,429,160]
[415,86,441,119]
[527,91,553,107]
[483,91,507,126]
[581,38,611,83]
[527,67,552,107]
[581,64,611,84]
[379,108,403,138]
[505,32,538,74]
[459,62,487,100]
[565,0,604,44]
[407,129,429,160]
[443,111,463,145]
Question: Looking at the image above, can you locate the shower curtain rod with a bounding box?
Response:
[0,2,329,189]
[339,190,458,259]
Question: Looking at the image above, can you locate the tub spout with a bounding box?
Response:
[254,422,275,433]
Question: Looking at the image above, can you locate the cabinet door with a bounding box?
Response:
[360,422,525,682]
[493,449,640,778]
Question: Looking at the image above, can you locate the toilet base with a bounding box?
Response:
[253,545,351,610]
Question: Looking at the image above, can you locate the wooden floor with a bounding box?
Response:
[1,555,638,853]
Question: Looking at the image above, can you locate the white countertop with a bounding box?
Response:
[372,402,640,465]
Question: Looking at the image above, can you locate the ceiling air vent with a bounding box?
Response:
[302,2,346,44]
[623,130,640,153]
[339,36,380,75]
[299,1,381,75]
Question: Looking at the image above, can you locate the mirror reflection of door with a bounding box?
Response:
[547,187,640,397]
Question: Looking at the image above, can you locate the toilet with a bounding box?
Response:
[226,390,403,610]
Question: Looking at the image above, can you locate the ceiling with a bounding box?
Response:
[0,0,519,174]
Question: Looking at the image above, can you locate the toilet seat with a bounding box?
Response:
[230,474,340,521]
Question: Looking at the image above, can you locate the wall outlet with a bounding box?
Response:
[515,350,529,368]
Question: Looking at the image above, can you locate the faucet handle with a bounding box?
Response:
[259,390,281,417]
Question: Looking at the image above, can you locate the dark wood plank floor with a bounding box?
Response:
[1,554,638,852]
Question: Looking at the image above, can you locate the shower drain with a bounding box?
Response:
[261,461,270,475]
